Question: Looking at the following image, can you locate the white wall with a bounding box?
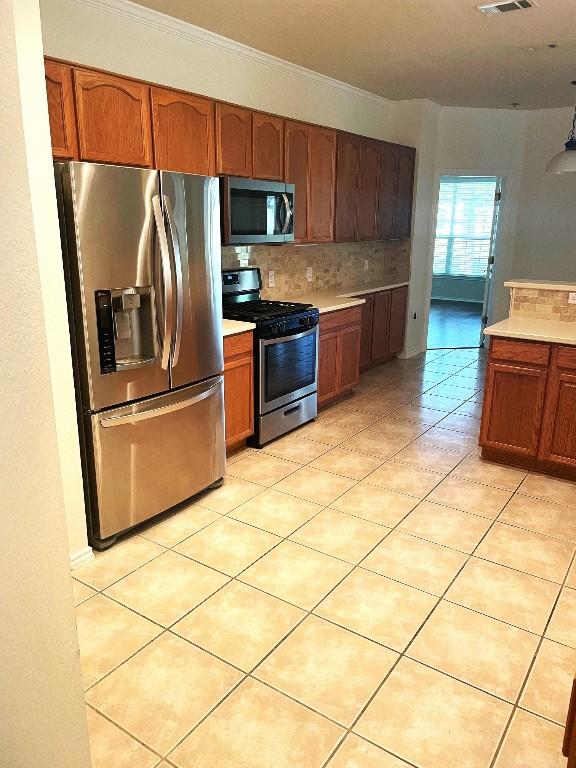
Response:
[433,107,528,325]
[40,0,401,141]
[0,0,91,764]
[513,107,576,281]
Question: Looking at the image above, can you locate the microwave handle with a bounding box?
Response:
[281,193,293,235]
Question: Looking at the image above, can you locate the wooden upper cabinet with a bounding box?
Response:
[73,69,152,167]
[45,60,78,160]
[388,286,408,355]
[253,112,284,180]
[216,103,252,177]
[394,146,416,238]
[334,133,360,241]
[357,139,379,240]
[378,143,397,239]
[480,360,548,456]
[151,87,214,174]
[284,121,310,242]
[308,126,336,242]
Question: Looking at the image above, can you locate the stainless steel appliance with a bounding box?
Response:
[222,268,318,446]
[56,161,225,549]
[221,177,295,245]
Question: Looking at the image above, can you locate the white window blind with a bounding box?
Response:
[433,175,498,277]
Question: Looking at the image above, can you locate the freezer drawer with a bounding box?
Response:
[86,376,225,542]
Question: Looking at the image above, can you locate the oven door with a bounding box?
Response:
[259,326,318,414]
[222,177,294,245]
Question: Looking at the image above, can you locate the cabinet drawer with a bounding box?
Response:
[320,306,362,333]
[556,346,576,371]
[490,338,550,366]
[224,331,253,361]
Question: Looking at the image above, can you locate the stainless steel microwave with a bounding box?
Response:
[221,177,295,245]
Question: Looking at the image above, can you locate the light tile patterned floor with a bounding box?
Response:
[72,347,576,768]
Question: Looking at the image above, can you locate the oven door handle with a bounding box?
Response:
[261,326,318,345]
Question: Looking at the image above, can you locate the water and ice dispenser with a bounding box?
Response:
[95,287,157,374]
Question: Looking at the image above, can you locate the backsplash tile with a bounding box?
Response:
[511,288,576,322]
[221,240,411,297]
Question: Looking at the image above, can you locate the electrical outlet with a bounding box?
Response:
[569,292,576,305]
[306,266,313,283]
[364,259,369,272]
[268,270,275,288]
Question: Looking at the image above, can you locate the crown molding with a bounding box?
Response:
[78,0,393,106]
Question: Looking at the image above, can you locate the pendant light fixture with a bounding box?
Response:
[546,83,576,173]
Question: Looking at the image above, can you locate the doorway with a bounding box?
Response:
[426,174,502,350]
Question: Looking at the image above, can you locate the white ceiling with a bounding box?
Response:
[132,0,576,109]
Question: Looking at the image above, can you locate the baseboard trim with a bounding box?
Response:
[399,347,423,359]
[70,546,94,570]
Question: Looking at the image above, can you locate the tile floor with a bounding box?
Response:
[72,346,576,768]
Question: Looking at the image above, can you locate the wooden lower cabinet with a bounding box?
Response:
[480,338,576,479]
[223,332,254,448]
[539,351,576,468]
[480,362,547,457]
[565,676,576,767]
[318,307,361,406]
[355,286,408,370]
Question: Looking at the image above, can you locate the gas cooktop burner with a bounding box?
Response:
[223,300,313,323]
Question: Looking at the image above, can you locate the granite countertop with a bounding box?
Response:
[223,319,256,337]
[505,279,576,292]
[484,317,576,346]
[268,281,409,314]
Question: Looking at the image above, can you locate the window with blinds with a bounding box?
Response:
[432,175,499,278]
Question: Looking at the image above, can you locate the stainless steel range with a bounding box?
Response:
[222,267,319,446]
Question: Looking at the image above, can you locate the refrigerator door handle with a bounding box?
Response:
[100,380,222,428]
[152,195,173,371]
[163,195,184,368]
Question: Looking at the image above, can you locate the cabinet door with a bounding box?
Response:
[151,87,214,174]
[564,676,576,766]
[358,293,375,369]
[253,112,284,180]
[480,362,547,456]
[340,326,361,391]
[74,69,152,167]
[370,290,392,363]
[334,134,360,241]
[388,286,408,355]
[393,146,416,238]
[378,143,397,239]
[357,139,379,240]
[284,121,310,242]
[539,369,576,468]
[44,60,78,159]
[308,126,336,242]
[224,355,254,447]
[216,103,252,177]
[318,330,340,404]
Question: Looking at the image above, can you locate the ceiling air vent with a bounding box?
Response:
[477,0,538,14]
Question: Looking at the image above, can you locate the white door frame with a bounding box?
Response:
[423,169,510,350]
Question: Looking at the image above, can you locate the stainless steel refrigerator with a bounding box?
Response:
[56,161,225,550]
